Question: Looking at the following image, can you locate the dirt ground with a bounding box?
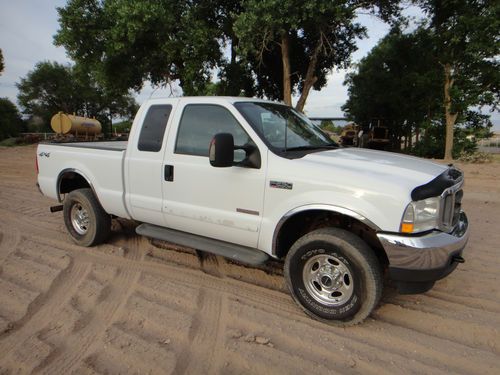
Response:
[0,145,499,374]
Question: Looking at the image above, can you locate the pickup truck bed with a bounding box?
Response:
[37,140,129,219]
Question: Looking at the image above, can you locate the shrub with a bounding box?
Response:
[457,151,493,163]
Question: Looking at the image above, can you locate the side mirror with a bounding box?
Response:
[209,133,234,167]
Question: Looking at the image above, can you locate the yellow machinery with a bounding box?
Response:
[340,123,359,146]
[50,112,102,137]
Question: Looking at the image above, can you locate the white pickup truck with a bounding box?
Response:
[36,97,469,325]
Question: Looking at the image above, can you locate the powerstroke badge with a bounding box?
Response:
[270,180,293,190]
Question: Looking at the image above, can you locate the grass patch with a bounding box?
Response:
[0,138,18,147]
[490,154,500,163]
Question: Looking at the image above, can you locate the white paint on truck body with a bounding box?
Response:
[37,96,448,257]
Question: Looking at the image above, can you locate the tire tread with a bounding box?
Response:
[284,227,383,326]
[63,188,111,247]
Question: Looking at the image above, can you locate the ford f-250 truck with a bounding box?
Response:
[36,97,469,325]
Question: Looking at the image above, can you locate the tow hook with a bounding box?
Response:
[50,205,64,213]
[452,255,465,264]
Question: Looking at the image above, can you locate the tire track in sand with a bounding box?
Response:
[0,224,22,264]
[173,288,227,375]
[33,251,143,374]
[0,259,90,373]
[0,238,75,341]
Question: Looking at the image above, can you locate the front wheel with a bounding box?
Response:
[63,188,111,247]
[284,227,383,326]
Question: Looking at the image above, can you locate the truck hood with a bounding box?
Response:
[301,148,448,195]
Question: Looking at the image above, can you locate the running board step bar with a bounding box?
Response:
[136,223,269,266]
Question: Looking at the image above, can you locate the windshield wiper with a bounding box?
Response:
[283,144,338,152]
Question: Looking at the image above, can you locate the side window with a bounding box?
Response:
[175,104,253,161]
[138,105,172,152]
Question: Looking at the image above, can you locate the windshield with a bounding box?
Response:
[234,102,337,152]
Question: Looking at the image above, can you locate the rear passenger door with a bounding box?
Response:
[126,103,174,226]
[162,102,267,248]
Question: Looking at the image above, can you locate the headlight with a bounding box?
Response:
[400,197,440,233]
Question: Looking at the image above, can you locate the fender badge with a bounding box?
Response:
[38,152,50,158]
[270,180,293,190]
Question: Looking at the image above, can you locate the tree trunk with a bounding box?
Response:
[295,41,322,112]
[109,109,113,138]
[230,36,237,65]
[280,32,292,106]
[443,63,458,160]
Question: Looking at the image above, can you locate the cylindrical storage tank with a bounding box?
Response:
[51,112,102,135]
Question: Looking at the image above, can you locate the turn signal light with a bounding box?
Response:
[401,223,414,233]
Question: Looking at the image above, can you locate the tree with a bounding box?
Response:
[55,1,401,112]
[343,28,442,149]
[418,0,500,159]
[17,61,137,133]
[0,98,24,140]
[234,0,400,110]
[55,0,226,95]
[343,25,496,158]
[0,49,4,75]
[17,61,75,130]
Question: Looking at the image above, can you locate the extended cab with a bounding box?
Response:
[36,97,469,325]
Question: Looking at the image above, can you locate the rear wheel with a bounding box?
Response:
[284,227,382,326]
[63,188,111,247]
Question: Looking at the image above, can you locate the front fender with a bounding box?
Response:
[258,189,403,255]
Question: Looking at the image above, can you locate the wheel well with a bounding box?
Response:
[58,171,91,199]
[274,210,388,266]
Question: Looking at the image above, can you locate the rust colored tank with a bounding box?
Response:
[50,112,102,135]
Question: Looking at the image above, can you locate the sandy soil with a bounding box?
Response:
[0,145,499,374]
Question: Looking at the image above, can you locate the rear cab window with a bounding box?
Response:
[138,105,172,152]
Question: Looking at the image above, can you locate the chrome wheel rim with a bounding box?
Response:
[302,253,354,306]
[70,203,89,235]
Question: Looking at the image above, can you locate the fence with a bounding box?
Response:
[478,137,500,153]
[478,138,500,147]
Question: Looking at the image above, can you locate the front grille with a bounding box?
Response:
[441,188,463,230]
[453,190,463,226]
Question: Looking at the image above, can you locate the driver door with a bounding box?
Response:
[161,102,267,248]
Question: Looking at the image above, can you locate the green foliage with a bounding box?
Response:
[234,0,400,105]
[0,138,18,147]
[418,0,500,113]
[343,4,499,158]
[415,0,500,158]
[0,98,24,141]
[54,0,400,110]
[343,27,441,140]
[319,120,343,134]
[16,61,137,133]
[55,0,225,95]
[17,61,79,131]
[411,119,486,159]
[112,120,132,133]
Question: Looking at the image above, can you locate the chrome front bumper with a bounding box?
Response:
[377,212,469,282]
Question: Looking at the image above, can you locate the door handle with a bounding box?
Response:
[164,165,174,181]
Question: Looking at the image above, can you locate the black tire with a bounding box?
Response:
[284,227,382,326]
[63,188,111,247]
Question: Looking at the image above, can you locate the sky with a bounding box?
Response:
[1,1,498,130]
